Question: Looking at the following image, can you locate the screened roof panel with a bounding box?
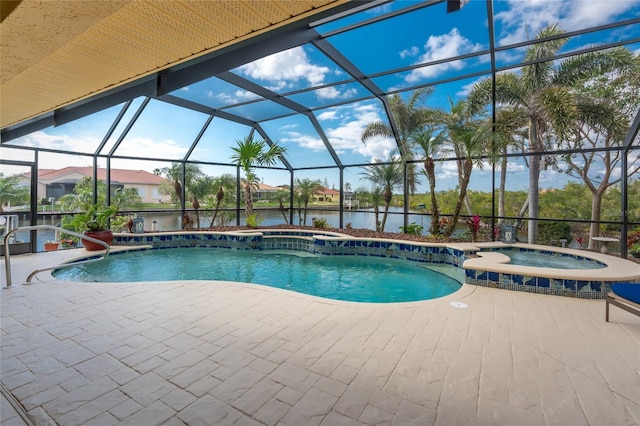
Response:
[284,81,372,109]
[99,97,147,156]
[314,99,396,165]
[313,1,418,34]
[221,99,298,122]
[495,22,640,70]
[112,99,210,160]
[324,0,489,75]
[3,102,127,155]
[187,117,254,163]
[230,44,352,94]
[169,76,261,109]
[259,114,338,168]
[370,53,492,93]
[492,1,640,48]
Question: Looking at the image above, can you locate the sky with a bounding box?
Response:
[2,0,639,193]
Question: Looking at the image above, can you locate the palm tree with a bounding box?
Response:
[156,163,203,208]
[187,175,213,229]
[409,126,446,236]
[295,178,322,225]
[441,112,485,237]
[489,107,528,225]
[360,159,404,231]
[0,174,29,212]
[370,187,383,231]
[468,24,634,243]
[274,189,290,225]
[230,135,286,217]
[209,174,236,227]
[361,88,434,194]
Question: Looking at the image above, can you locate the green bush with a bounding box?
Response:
[400,222,424,236]
[537,221,571,244]
[312,217,329,229]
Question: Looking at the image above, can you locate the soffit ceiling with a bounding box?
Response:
[0,0,350,130]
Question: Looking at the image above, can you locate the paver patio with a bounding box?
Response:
[1,249,639,425]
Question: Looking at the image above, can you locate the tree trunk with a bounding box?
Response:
[445,159,473,237]
[527,117,541,244]
[587,190,604,250]
[192,198,200,229]
[380,202,391,232]
[455,155,472,215]
[303,197,309,225]
[279,200,289,225]
[211,187,224,226]
[498,146,507,225]
[425,157,440,236]
[244,183,253,217]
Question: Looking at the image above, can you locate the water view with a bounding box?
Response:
[7,207,435,252]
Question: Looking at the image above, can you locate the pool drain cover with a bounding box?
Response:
[450,301,468,309]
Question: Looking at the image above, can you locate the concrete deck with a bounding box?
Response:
[2,249,639,425]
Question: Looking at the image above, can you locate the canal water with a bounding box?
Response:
[7,208,434,252]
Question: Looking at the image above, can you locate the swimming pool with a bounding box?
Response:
[73,229,640,299]
[52,247,462,303]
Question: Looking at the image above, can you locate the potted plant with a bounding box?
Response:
[43,240,59,251]
[63,204,117,251]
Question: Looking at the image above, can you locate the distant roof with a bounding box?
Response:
[317,186,339,196]
[28,167,167,185]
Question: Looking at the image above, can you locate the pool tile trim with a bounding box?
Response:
[108,231,640,299]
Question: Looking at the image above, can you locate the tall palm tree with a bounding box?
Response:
[409,126,446,236]
[441,112,485,237]
[295,178,322,225]
[468,24,633,243]
[230,135,286,217]
[360,159,404,231]
[274,189,290,225]
[209,174,236,227]
[187,175,213,229]
[489,107,529,225]
[361,88,434,194]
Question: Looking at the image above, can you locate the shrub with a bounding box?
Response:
[246,213,263,228]
[312,217,329,229]
[401,222,423,235]
[537,221,571,244]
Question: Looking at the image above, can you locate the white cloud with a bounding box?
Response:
[495,0,640,46]
[456,78,484,97]
[325,104,397,161]
[317,110,338,121]
[10,131,100,154]
[237,47,329,88]
[315,86,358,100]
[404,28,484,83]
[236,47,359,101]
[437,161,459,180]
[399,46,419,59]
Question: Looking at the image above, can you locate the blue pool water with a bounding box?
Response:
[489,249,604,269]
[52,248,462,303]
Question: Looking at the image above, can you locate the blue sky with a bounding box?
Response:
[3,0,639,193]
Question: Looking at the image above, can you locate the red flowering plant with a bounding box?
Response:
[466,215,481,242]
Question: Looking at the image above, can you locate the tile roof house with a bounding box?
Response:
[21,167,170,204]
